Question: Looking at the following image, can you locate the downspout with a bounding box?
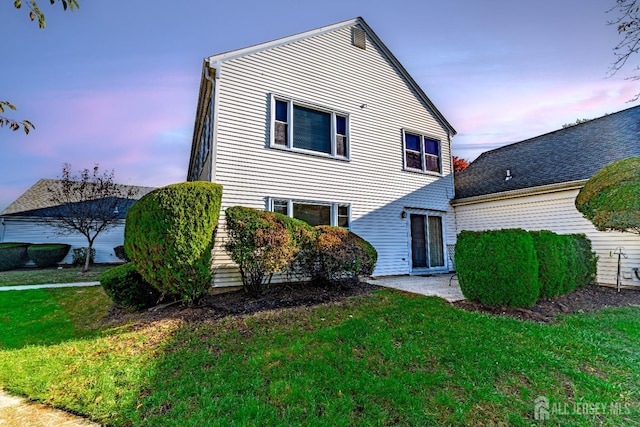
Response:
[0,217,5,242]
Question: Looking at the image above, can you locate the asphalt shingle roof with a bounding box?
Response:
[454,105,640,200]
[1,179,155,217]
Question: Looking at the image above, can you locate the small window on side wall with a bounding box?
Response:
[403,130,442,174]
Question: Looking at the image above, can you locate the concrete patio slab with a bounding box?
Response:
[366,273,464,302]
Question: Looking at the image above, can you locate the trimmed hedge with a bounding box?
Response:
[529,231,566,298]
[575,156,640,233]
[455,229,540,307]
[99,263,162,310]
[225,207,309,295]
[27,244,71,268]
[563,234,597,292]
[0,243,30,271]
[125,182,223,304]
[303,225,378,285]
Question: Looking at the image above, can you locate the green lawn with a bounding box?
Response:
[0,265,112,286]
[0,287,638,426]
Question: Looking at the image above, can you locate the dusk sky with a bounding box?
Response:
[1,0,637,211]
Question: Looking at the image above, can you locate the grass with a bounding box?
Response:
[0,265,112,286]
[0,288,638,426]
[0,286,110,348]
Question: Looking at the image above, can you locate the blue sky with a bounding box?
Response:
[1,0,637,211]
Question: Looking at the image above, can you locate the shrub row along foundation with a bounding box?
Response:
[455,229,597,307]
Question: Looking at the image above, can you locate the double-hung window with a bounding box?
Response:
[403,130,441,174]
[271,95,349,159]
[269,198,350,229]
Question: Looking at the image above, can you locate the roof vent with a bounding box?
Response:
[352,27,366,50]
[505,169,513,181]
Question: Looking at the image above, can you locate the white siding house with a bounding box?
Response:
[0,179,154,264]
[453,106,640,287]
[187,17,457,287]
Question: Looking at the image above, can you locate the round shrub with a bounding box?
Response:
[99,263,162,310]
[575,156,640,233]
[125,182,223,304]
[27,244,71,268]
[304,225,378,285]
[0,243,30,271]
[456,229,540,307]
[225,207,301,295]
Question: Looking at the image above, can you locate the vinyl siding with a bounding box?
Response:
[207,25,455,286]
[454,189,640,287]
[1,217,126,264]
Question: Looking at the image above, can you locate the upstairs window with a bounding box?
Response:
[269,198,350,229]
[271,96,349,159]
[403,130,441,174]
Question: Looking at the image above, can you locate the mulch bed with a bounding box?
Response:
[105,281,378,325]
[453,284,640,323]
[105,281,640,326]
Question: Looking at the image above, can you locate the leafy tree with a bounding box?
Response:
[575,156,640,233]
[3,0,79,134]
[452,156,469,173]
[609,0,640,99]
[47,164,136,272]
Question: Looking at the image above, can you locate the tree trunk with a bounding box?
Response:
[83,244,91,272]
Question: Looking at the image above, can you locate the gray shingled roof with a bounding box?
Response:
[1,179,155,217]
[454,105,640,200]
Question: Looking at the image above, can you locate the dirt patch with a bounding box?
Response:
[104,281,379,325]
[453,284,640,323]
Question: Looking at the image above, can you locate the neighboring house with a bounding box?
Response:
[0,179,154,264]
[187,17,457,287]
[452,105,640,287]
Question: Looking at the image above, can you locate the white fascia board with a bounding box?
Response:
[451,180,588,207]
[206,17,361,64]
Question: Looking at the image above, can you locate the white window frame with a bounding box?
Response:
[268,197,351,229]
[270,94,350,160]
[402,129,442,175]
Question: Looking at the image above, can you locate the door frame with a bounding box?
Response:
[405,208,449,274]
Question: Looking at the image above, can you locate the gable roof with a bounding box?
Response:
[454,105,640,201]
[205,17,456,136]
[1,179,155,218]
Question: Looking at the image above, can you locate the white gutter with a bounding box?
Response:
[204,60,221,182]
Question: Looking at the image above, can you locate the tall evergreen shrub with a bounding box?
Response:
[455,229,540,307]
[125,182,223,304]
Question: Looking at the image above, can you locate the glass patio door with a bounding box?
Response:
[410,214,444,269]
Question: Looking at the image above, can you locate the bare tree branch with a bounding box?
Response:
[608,0,640,100]
[46,164,137,271]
